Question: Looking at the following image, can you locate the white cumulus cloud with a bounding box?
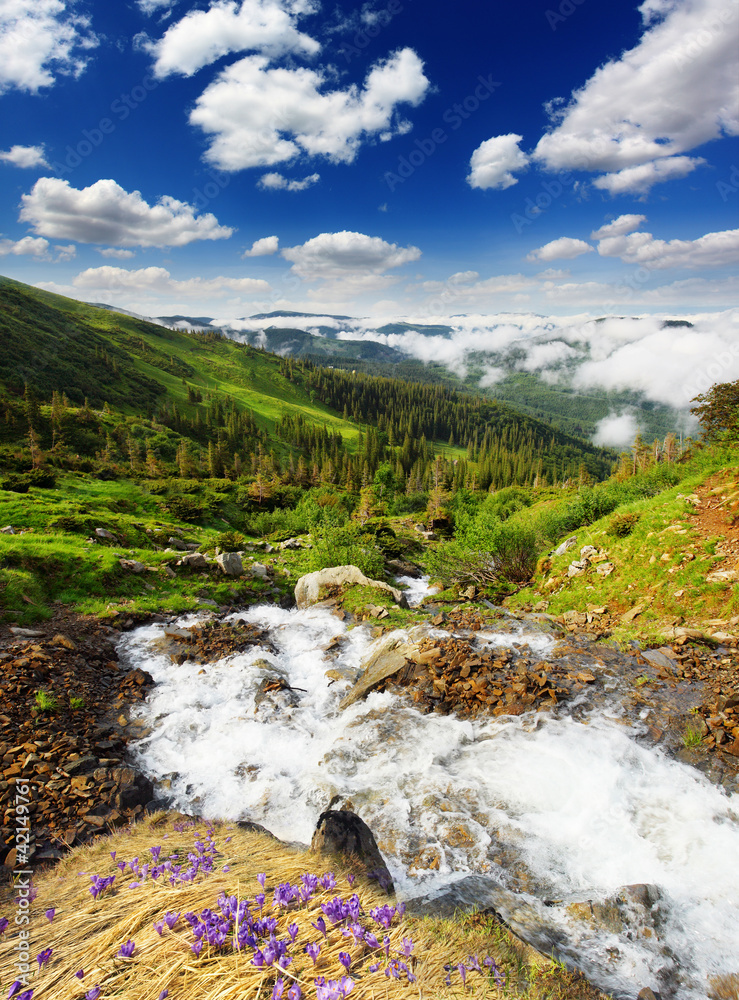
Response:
[0,144,49,168]
[243,235,279,256]
[69,265,269,298]
[19,177,234,248]
[258,171,320,191]
[596,226,739,270]
[148,0,320,78]
[533,0,739,191]
[590,215,647,240]
[190,47,429,170]
[526,237,594,263]
[0,0,98,95]
[467,134,529,190]
[0,234,50,257]
[592,155,706,195]
[96,247,137,259]
[282,230,421,280]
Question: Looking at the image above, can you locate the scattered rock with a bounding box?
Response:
[95,527,118,541]
[250,562,269,580]
[595,562,615,577]
[621,603,647,623]
[179,552,209,571]
[553,536,578,557]
[567,560,589,578]
[119,559,146,573]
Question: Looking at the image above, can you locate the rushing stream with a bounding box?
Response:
[119,595,739,999]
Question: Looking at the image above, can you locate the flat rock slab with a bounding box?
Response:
[339,628,427,710]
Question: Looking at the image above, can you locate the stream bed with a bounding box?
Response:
[118,600,739,999]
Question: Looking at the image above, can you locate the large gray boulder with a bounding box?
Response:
[294,565,407,609]
[216,552,244,576]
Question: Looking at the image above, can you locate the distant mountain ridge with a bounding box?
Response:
[147,309,687,443]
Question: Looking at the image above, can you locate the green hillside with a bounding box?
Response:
[0,274,615,488]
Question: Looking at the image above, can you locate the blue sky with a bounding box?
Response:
[0,0,737,321]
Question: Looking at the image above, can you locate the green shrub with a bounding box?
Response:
[165,493,210,522]
[308,521,386,579]
[609,511,641,537]
[428,518,538,590]
[217,529,246,552]
[69,695,85,711]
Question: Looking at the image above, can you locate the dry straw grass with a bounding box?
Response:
[0,812,524,1000]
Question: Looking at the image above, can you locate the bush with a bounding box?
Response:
[308,521,386,579]
[609,511,641,537]
[165,493,210,522]
[428,518,539,590]
[2,470,57,493]
[217,530,246,552]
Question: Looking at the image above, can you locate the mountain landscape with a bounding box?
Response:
[1,273,738,1000]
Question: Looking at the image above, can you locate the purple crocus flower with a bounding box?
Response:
[402,937,414,957]
[305,941,321,965]
[257,872,266,888]
[164,911,180,930]
[85,989,101,1000]
[44,909,55,923]
[311,916,327,939]
[347,874,355,886]
[192,940,203,956]
[7,983,23,999]
[383,935,391,958]
[272,980,285,1000]
[0,918,8,935]
[287,985,302,1000]
[457,962,467,986]
[36,948,52,968]
[110,851,116,861]
[339,952,352,972]
[118,939,136,958]
[75,970,84,980]
[159,991,169,1000]
[287,922,299,942]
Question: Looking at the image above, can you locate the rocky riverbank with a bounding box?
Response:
[0,610,157,870]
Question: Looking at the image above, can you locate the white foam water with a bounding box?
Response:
[394,574,439,607]
[120,605,739,998]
